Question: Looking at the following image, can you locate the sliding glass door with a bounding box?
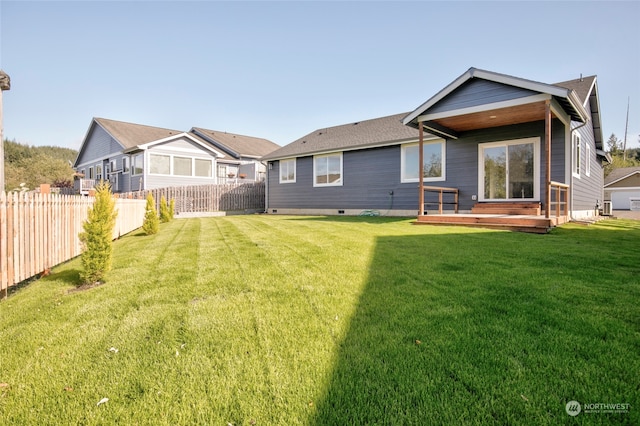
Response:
[479,138,539,201]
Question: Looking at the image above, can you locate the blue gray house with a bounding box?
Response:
[262,68,609,230]
[73,118,279,194]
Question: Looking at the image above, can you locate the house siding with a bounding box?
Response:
[144,139,218,190]
[267,120,568,213]
[571,100,604,213]
[76,125,124,166]
[428,79,538,114]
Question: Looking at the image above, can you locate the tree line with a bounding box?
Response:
[605,133,640,176]
[3,139,77,192]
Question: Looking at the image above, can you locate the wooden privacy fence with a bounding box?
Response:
[1,192,146,297]
[121,182,266,214]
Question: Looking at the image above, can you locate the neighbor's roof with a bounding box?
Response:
[604,166,640,186]
[262,112,428,161]
[94,117,184,150]
[191,127,280,159]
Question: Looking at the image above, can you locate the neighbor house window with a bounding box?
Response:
[585,143,591,176]
[279,158,296,183]
[314,153,342,187]
[401,140,446,182]
[150,154,171,175]
[122,157,130,173]
[132,154,144,176]
[217,164,228,178]
[195,159,212,177]
[173,156,192,176]
[88,167,94,179]
[573,134,581,177]
[96,164,102,180]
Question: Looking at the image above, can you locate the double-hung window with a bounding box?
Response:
[585,143,591,177]
[279,158,296,183]
[313,153,342,187]
[573,134,581,177]
[401,140,446,182]
[122,157,130,174]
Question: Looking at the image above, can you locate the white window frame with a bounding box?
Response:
[122,157,130,174]
[132,154,144,176]
[478,137,540,202]
[194,158,212,177]
[148,152,213,178]
[173,156,193,176]
[585,142,591,177]
[313,152,343,187]
[401,140,446,183]
[279,158,296,183]
[149,154,171,175]
[573,134,581,178]
[95,164,102,181]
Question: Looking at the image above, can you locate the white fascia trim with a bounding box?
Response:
[416,94,552,123]
[550,98,571,126]
[605,186,640,191]
[403,67,576,126]
[403,68,474,125]
[131,133,227,158]
[604,172,640,187]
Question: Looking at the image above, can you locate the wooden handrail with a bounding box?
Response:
[423,186,458,214]
[550,181,569,218]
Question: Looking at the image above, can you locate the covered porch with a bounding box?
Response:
[402,68,587,233]
[415,184,569,233]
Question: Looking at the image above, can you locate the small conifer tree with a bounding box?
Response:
[142,193,159,235]
[159,195,171,223]
[169,199,175,219]
[79,181,117,285]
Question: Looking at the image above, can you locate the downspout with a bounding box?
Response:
[569,119,589,220]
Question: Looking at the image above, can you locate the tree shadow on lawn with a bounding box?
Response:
[310,224,640,425]
[283,215,413,224]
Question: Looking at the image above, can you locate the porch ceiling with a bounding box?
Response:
[425,100,552,136]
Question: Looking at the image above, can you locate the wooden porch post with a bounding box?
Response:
[545,100,551,219]
[418,121,424,216]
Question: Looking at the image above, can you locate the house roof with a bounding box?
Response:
[604,166,640,187]
[262,112,430,161]
[94,117,184,150]
[191,127,280,159]
[555,75,605,154]
[402,67,590,138]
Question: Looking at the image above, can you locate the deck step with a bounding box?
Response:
[415,213,559,233]
[471,202,541,215]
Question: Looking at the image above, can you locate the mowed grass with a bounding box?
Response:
[0,216,638,425]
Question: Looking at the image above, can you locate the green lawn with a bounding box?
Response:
[1,216,638,425]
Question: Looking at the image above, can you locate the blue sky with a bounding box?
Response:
[1,1,639,151]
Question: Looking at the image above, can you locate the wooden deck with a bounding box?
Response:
[415,213,568,233]
[415,202,567,233]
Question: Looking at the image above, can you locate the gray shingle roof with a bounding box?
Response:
[604,166,640,186]
[191,127,280,159]
[554,76,596,106]
[262,112,424,161]
[94,118,183,150]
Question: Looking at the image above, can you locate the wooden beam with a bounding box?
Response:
[545,100,551,218]
[419,122,424,216]
[422,121,459,139]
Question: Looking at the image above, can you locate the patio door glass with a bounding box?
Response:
[480,138,538,201]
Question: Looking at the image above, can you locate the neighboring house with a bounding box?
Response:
[262,67,609,223]
[73,118,278,193]
[190,127,280,182]
[604,166,640,210]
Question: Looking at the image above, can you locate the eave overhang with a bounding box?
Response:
[402,68,589,139]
